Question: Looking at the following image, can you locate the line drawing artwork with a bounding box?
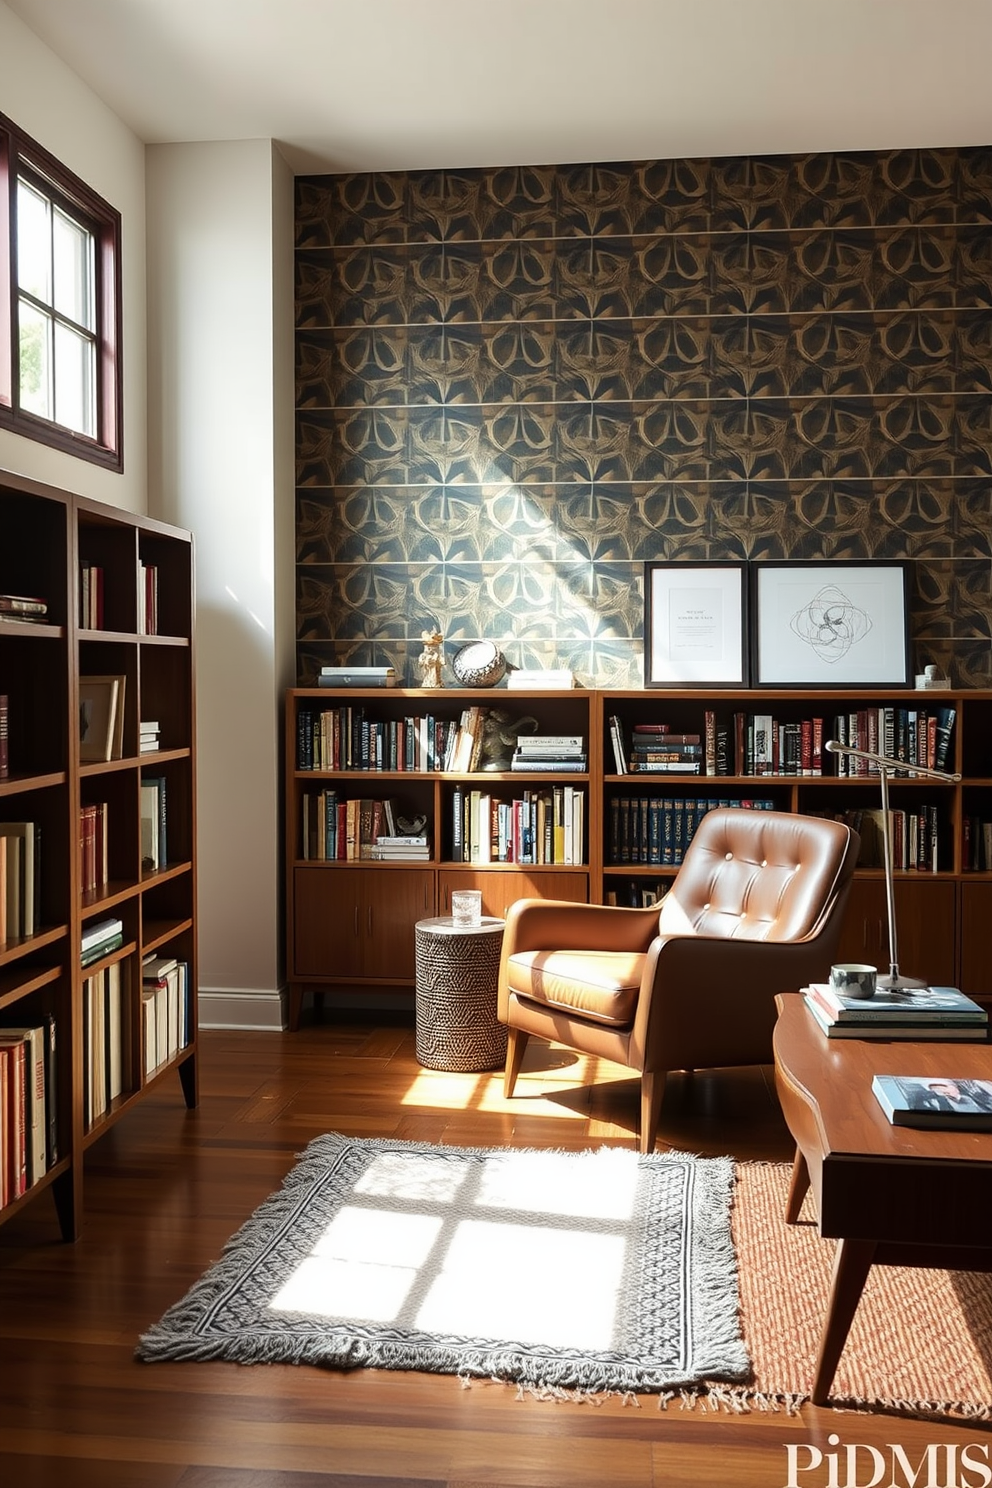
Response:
[789,585,873,664]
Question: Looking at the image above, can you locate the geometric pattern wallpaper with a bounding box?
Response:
[295,148,992,688]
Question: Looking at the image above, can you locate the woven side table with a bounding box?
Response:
[414,916,507,1072]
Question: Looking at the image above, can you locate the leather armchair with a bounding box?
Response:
[497,807,860,1153]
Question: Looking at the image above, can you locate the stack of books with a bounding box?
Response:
[506,668,574,690]
[510,734,587,772]
[803,983,989,1041]
[317,665,397,688]
[0,592,48,625]
[139,720,160,754]
[368,834,430,861]
[628,724,703,774]
[81,916,124,968]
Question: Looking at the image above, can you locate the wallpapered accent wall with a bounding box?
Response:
[295,148,992,688]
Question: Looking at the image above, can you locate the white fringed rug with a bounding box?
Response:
[137,1133,748,1395]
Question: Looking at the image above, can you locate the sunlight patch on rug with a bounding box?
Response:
[137,1134,748,1395]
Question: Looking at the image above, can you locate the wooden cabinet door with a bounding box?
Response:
[835,879,956,986]
[438,868,589,921]
[959,882,992,1009]
[359,869,434,980]
[293,866,434,980]
[293,866,364,978]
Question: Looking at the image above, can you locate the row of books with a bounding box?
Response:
[0,1018,57,1207]
[811,804,945,872]
[451,784,585,865]
[79,560,105,629]
[297,705,569,775]
[608,795,776,867]
[298,706,462,773]
[609,713,825,777]
[1,821,40,941]
[81,953,192,1127]
[803,982,988,1042]
[963,816,992,871]
[607,707,957,779]
[604,879,669,908]
[80,802,109,895]
[1,691,8,779]
[301,793,430,861]
[83,960,129,1127]
[830,706,955,775]
[142,954,191,1077]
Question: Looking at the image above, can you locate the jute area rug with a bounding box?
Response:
[733,1162,992,1421]
[137,1133,748,1395]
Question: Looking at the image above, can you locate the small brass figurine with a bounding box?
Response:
[417,628,444,689]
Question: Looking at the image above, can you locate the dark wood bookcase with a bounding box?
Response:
[285,684,992,1028]
[0,469,197,1240]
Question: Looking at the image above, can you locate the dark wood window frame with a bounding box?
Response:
[0,110,123,472]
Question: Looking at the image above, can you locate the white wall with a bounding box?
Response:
[0,0,147,511]
[145,140,296,1029]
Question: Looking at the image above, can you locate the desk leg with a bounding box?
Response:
[811,1237,877,1405]
[785,1148,810,1224]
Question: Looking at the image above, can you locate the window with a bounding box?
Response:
[1,112,122,470]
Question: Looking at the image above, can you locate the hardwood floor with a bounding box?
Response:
[0,1010,987,1488]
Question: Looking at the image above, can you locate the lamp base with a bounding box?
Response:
[877,972,929,994]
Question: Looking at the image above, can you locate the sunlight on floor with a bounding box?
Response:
[268,1147,640,1349]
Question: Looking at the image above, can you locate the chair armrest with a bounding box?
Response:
[633,932,837,1071]
[502,898,661,956]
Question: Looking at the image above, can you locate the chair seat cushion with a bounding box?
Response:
[506,949,643,1027]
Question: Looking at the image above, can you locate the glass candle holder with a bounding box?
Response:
[450,890,483,927]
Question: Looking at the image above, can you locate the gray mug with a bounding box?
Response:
[829,962,877,1000]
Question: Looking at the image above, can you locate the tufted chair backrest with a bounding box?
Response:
[656,807,858,944]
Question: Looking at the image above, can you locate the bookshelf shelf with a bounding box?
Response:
[285,683,992,1028]
[1,468,197,1240]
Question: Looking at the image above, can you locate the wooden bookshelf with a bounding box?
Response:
[0,469,197,1239]
[285,683,992,1028]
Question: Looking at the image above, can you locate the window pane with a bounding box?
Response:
[17,178,52,304]
[54,208,95,330]
[54,322,96,436]
[19,299,53,419]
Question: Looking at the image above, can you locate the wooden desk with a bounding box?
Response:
[772,992,992,1405]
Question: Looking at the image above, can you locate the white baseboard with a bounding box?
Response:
[197,985,417,1031]
[198,987,287,1031]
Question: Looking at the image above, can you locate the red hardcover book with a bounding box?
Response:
[812,717,824,775]
[0,1034,27,1200]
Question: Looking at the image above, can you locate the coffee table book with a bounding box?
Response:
[872,1073,992,1130]
[803,992,988,1041]
[807,982,987,1023]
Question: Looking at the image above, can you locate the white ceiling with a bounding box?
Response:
[7,0,992,175]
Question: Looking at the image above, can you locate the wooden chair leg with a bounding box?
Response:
[503,1027,530,1098]
[639,1070,666,1154]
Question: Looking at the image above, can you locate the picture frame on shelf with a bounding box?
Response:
[752,561,911,688]
[643,561,749,688]
[79,674,125,761]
